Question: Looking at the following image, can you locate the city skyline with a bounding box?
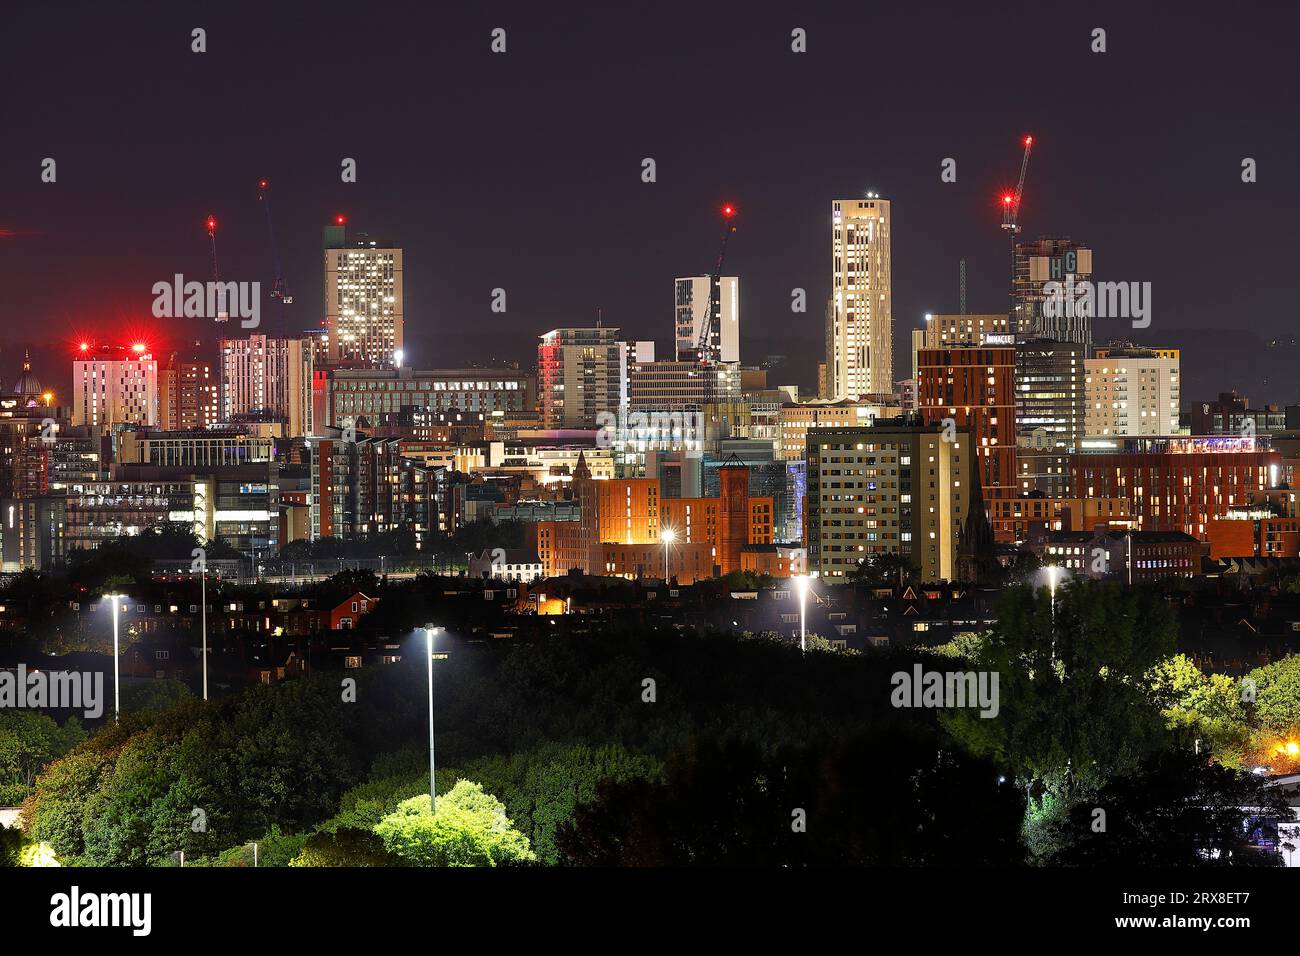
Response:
[3,4,1298,404]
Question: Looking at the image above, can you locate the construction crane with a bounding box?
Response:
[1000,135,1033,331]
[694,203,738,362]
[1000,135,1033,237]
[257,179,293,308]
[206,214,229,324]
[206,214,220,281]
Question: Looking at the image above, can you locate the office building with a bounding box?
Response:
[323,224,403,367]
[219,335,314,435]
[916,345,1017,531]
[674,275,739,363]
[828,198,892,401]
[1069,437,1280,540]
[1012,237,1093,345]
[805,422,972,581]
[538,328,628,429]
[1015,339,1086,496]
[72,345,159,429]
[1084,344,1180,438]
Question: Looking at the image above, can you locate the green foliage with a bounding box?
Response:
[0,711,85,806]
[24,667,416,865]
[374,780,535,867]
[1246,655,1300,737]
[1148,654,1251,767]
[291,827,395,867]
[453,743,660,864]
[1039,751,1289,866]
[0,823,23,867]
[941,580,1177,794]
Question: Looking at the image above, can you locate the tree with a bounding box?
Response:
[0,712,85,805]
[557,734,1025,866]
[0,824,23,867]
[374,780,535,866]
[1042,751,1290,866]
[941,580,1177,797]
[1245,655,1300,738]
[291,828,395,867]
[1148,654,1250,766]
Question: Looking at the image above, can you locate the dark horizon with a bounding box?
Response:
[3,1,1298,402]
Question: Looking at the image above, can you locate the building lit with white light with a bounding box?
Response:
[828,197,892,402]
[219,334,314,435]
[72,345,159,429]
[674,275,739,363]
[323,223,403,368]
[1084,344,1180,439]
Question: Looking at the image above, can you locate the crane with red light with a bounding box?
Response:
[1001,135,1034,330]
[258,179,294,307]
[206,214,230,324]
[694,203,738,363]
[1000,135,1033,237]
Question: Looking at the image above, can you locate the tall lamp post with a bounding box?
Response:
[105,593,122,721]
[660,527,676,582]
[1046,564,1060,621]
[793,574,809,655]
[422,625,443,812]
[201,565,208,701]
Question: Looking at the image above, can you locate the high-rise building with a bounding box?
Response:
[1070,437,1280,540]
[1012,237,1093,345]
[829,198,892,401]
[921,313,1012,348]
[1015,339,1086,496]
[219,335,314,435]
[537,328,628,429]
[1084,344,1180,438]
[323,224,404,367]
[674,276,739,363]
[917,344,1017,518]
[72,346,159,429]
[160,345,218,432]
[805,422,972,581]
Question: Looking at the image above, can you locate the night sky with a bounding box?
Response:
[3,1,1298,403]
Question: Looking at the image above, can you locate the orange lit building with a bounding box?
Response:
[917,345,1016,539]
[525,462,772,582]
[1207,512,1300,559]
[1069,439,1280,541]
[986,495,1131,542]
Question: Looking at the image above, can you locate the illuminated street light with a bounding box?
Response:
[105,593,122,721]
[793,575,810,655]
[660,527,676,582]
[422,625,443,812]
[1046,564,1061,621]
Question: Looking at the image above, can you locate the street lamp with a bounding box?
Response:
[1046,564,1060,620]
[422,625,443,813]
[200,565,208,701]
[793,575,810,655]
[105,593,122,721]
[660,527,676,582]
